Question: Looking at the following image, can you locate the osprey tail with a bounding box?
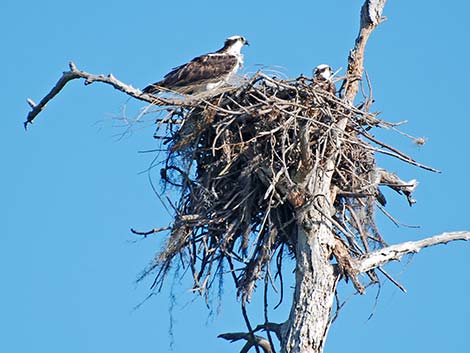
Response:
[142,82,162,95]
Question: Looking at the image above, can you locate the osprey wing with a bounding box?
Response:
[162,54,239,87]
[143,54,239,94]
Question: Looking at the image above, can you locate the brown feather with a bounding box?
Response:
[143,54,238,94]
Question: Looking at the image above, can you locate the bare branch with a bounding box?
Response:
[357,231,470,273]
[219,332,273,353]
[375,169,419,206]
[342,0,387,104]
[254,322,284,343]
[24,62,183,129]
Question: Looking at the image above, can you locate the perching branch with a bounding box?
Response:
[357,231,470,273]
[24,62,182,129]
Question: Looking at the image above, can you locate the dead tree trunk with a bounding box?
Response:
[282,197,338,353]
[282,2,387,352]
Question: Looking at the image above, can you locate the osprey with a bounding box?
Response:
[143,35,249,95]
[313,64,335,94]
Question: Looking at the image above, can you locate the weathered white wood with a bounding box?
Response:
[357,231,470,273]
[281,220,338,353]
[281,173,338,353]
[364,0,387,25]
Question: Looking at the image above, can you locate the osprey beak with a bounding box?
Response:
[245,40,250,46]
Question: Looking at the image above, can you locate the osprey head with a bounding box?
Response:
[314,64,333,80]
[221,35,249,54]
[225,35,249,46]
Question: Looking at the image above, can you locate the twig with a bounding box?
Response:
[376,267,406,293]
[263,275,277,353]
[358,129,441,173]
[241,300,261,353]
[130,226,171,237]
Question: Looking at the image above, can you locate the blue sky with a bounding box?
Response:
[2,1,469,353]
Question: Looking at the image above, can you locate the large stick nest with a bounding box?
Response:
[142,72,416,302]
